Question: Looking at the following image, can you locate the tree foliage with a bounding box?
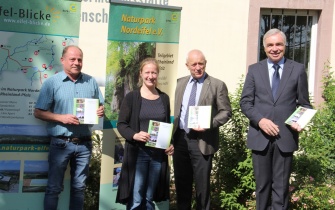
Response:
[104,42,156,120]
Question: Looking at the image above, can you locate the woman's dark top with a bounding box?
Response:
[139,97,166,157]
[139,97,165,132]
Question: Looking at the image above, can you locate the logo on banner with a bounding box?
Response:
[166,12,179,24]
[69,3,77,12]
[171,12,178,21]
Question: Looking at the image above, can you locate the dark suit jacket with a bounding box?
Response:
[240,58,312,153]
[173,74,232,155]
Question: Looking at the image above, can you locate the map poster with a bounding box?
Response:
[0,0,81,209]
[0,0,80,127]
[99,1,182,209]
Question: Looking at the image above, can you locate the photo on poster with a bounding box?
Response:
[0,124,49,142]
[0,160,20,193]
[114,136,125,164]
[0,124,50,152]
[104,41,156,121]
[112,167,122,188]
[22,160,48,193]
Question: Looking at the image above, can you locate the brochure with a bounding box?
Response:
[146,120,173,149]
[188,106,212,129]
[73,98,99,124]
[285,106,317,128]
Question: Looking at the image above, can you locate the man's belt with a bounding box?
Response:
[55,136,92,143]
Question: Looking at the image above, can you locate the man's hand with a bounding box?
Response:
[34,108,79,125]
[258,118,279,136]
[290,122,302,132]
[97,105,104,118]
[60,114,80,125]
[192,127,206,132]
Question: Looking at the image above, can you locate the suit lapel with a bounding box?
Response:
[198,74,210,105]
[259,60,273,99]
[175,76,190,114]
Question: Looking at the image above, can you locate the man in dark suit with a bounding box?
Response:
[173,49,232,210]
[240,28,312,210]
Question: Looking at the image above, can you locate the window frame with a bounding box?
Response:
[259,9,319,96]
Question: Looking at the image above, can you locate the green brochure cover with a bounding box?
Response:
[146,120,173,149]
[73,98,99,124]
[285,106,317,128]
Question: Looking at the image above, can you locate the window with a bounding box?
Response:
[259,9,319,95]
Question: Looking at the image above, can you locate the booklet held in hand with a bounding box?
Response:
[188,106,212,129]
[146,120,173,149]
[73,98,99,124]
[285,106,317,129]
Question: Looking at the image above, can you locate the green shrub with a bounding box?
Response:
[212,77,255,209]
[290,62,335,209]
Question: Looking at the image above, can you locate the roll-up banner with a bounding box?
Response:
[100,1,181,209]
[0,0,81,209]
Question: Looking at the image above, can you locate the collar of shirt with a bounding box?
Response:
[267,58,285,85]
[187,72,207,84]
[267,57,285,70]
[60,70,83,82]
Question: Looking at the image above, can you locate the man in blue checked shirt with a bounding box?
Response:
[34,45,104,210]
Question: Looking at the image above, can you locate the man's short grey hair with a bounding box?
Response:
[185,49,206,63]
[263,28,287,47]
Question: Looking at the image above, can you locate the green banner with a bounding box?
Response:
[0,0,81,36]
[100,2,182,210]
[108,3,181,43]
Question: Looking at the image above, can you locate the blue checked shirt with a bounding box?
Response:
[35,71,104,137]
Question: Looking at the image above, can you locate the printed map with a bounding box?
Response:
[0,31,78,125]
[0,31,78,86]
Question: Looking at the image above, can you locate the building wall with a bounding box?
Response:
[78,0,334,105]
[169,0,250,95]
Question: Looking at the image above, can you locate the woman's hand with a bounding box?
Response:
[165,144,174,156]
[133,131,150,142]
